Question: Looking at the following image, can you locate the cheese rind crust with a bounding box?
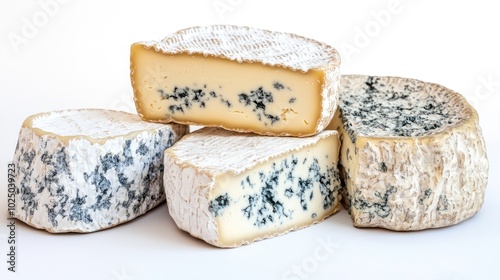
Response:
[131,25,340,136]
[13,109,188,233]
[164,128,341,247]
[328,75,489,230]
[138,25,340,72]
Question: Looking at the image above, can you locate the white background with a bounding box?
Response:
[1,0,499,279]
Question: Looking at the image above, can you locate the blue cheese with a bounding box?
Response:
[13,109,188,233]
[164,128,341,247]
[130,25,340,137]
[327,75,489,230]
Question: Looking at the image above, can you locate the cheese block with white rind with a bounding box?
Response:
[13,109,189,233]
[164,128,341,247]
[131,25,340,137]
[327,75,489,230]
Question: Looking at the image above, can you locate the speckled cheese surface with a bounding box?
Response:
[13,109,189,233]
[164,127,341,247]
[130,25,340,137]
[327,75,489,230]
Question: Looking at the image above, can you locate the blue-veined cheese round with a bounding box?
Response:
[130,25,341,137]
[164,127,341,247]
[13,109,189,233]
[327,75,489,230]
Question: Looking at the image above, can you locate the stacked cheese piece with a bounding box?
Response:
[130,25,340,137]
[130,25,344,247]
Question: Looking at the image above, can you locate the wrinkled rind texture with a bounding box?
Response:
[164,128,340,247]
[316,65,340,135]
[167,128,336,175]
[13,122,188,233]
[336,75,489,230]
[164,157,219,245]
[140,25,340,72]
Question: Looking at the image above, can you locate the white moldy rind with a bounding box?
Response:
[317,65,340,135]
[13,109,188,233]
[328,75,489,230]
[132,25,340,136]
[164,156,219,244]
[164,128,341,247]
[140,25,340,73]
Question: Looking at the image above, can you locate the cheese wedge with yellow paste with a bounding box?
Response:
[130,25,340,137]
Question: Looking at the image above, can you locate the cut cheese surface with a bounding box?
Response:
[131,25,340,136]
[327,75,489,230]
[13,109,189,233]
[164,128,341,247]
